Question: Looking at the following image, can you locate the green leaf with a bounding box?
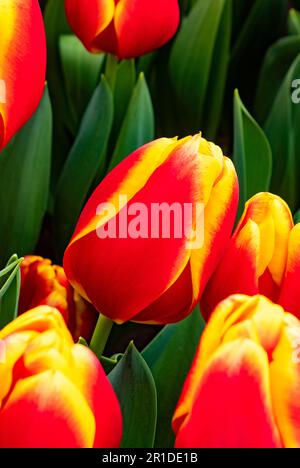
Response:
[264,54,300,211]
[288,8,300,35]
[100,355,119,375]
[169,0,230,138]
[55,77,113,255]
[44,0,73,188]
[111,59,136,142]
[108,73,154,171]
[59,35,104,131]
[109,342,157,448]
[233,90,272,216]
[0,255,22,329]
[294,209,300,224]
[142,307,205,448]
[255,36,300,124]
[0,88,52,264]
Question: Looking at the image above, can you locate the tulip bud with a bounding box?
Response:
[64,135,238,324]
[0,0,46,149]
[201,192,300,319]
[19,256,98,342]
[0,307,122,448]
[173,294,300,448]
[65,0,180,59]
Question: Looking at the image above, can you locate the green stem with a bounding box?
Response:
[89,314,114,359]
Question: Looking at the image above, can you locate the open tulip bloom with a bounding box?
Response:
[174,294,300,448]
[1,0,300,450]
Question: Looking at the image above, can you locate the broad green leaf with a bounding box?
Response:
[44,0,73,187]
[108,73,154,171]
[109,342,157,448]
[111,60,136,142]
[142,307,205,448]
[288,9,300,35]
[204,0,231,139]
[55,77,113,254]
[233,90,272,216]
[255,36,300,124]
[265,54,300,211]
[0,255,22,329]
[59,35,104,131]
[169,0,230,137]
[0,88,52,264]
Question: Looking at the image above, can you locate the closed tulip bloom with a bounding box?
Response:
[65,0,180,59]
[0,0,46,149]
[201,192,300,319]
[0,307,122,448]
[19,256,98,342]
[64,135,238,325]
[173,294,300,448]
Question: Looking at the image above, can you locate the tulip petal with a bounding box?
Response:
[66,138,175,249]
[279,224,300,319]
[133,262,194,324]
[91,0,180,59]
[270,313,300,448]
[201,219,259,318]
[71,345,122,448]
[191,157,238,303]
[0,370,96,448]
[0,307,73,347]
[174,339,282,448]
[115,0,180,59]
[0,0,46,148]
[65,0,115,51]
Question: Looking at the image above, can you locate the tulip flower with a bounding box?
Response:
[0,0,46,149]
[64,134,238,325]
[64,0,180,59]
[201,192,300,319]
[0,307,122,448]
[173,294,300,448]
[19,256,98,341]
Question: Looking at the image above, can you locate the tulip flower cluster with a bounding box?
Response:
[0,0,299,451]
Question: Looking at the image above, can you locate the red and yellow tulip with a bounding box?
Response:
[201,192,300,319]
[19,256,98,342]
[173,294,300,448]
[64,134,238,325]
[65,0,180,59]
[0,307,122,448]
[0,0,46,149]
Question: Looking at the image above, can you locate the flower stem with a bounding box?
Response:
[89,314,113,360]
